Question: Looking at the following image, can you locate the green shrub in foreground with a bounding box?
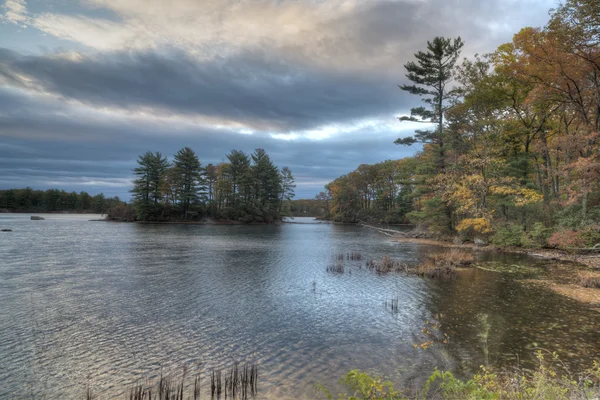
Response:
[316,352,600,400]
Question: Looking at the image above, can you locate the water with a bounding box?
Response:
[1,214,599,399]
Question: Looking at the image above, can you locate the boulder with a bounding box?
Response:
[30,216,45,220]
[453,236,465,245]
[474,237,488,247]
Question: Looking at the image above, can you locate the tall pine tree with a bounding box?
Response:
[396,36,464,171]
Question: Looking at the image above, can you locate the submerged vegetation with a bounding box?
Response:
[327,249,474,278]
[320,0,600,251]
[317,352,600,400]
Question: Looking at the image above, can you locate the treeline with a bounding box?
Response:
[109,147,295,223]
[325,0,600,248]
[0,188,123,214]
[325,160,415,224]
[290,196,330,218]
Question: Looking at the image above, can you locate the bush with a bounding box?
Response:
[579,225,600,248]
[491,224,524,247]
[316,352,600,400]
[105,204,136,222]
[547,229,585,249]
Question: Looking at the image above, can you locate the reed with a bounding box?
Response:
[385,297,399,313]
[84,363,257,400]
[212,363,257,400]
[326,260,345,273]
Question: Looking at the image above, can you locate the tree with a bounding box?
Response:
[131,151,169,220]
[251,148,282,220]
[396,36,464,171]
[279,166,296,213]
[225,150,252,207]
[172,147,204,217]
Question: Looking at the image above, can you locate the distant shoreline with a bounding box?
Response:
[0,210,102,214]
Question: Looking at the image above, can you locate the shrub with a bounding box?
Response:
[579,225,600,248]
[105,204,136,222]
[527,222,551,248]
[317,352,600,400]
[547,229,585,249]
[491,224,524,247]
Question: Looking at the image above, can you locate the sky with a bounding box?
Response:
[0,0,556,199]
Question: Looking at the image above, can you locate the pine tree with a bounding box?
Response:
[131,151,169,220]
[279,166,296,213]
[251,148,282,220]
[396,36,464,171]
[172,147,204,217]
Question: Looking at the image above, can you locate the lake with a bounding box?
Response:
[1,214,599,399]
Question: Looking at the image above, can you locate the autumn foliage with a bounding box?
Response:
[324,0,600,248]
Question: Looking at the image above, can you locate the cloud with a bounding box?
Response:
[0,46,406,133]
[0,0,556,198]
[2,0,27,24]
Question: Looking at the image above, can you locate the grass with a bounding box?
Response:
[578,272,600,288]
[366,256,407,274]
[411,249,475,279]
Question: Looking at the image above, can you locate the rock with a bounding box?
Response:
[1,229,12,232]
[474,237,487,247]
[453,236,465,245]
[30,216,45,220]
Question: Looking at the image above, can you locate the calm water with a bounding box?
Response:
[1,214,599,399]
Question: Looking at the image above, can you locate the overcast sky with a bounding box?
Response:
[0,0,555,199]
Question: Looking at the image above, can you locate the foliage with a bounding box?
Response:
[0,188,123,214]
[324,0,600,243]
[547,229,585,249]
[491,225,525,247]
[318,352,600,400]
[126,147,294,223]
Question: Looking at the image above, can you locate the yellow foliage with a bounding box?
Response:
[457,218,493,233]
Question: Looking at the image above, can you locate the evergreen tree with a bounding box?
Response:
[131,151,169,220]
[172,147,204,217]
[279,166,296,213]
[226,150,251,207]
[251,148,282,220]
[396,36,464,171]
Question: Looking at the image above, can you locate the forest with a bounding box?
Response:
[0,188,123,214]
[107,147,296,223]
[322,0,600,248]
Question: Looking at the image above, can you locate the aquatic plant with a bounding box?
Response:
[84,363,258,400]
[385,297,399,313]
[412,249,474,279]
[327,260,345,274]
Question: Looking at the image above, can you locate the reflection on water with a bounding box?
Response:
[0,215,599,399]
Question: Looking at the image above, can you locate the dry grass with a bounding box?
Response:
[412,249,475,279]
[365,256,407,274]
[579,272,600,288]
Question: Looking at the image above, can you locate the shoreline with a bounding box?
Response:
[389,235,600,309]
[389,236,600,269]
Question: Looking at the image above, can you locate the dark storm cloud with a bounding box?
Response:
[0,87,416,197]
[0,47,406,132]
